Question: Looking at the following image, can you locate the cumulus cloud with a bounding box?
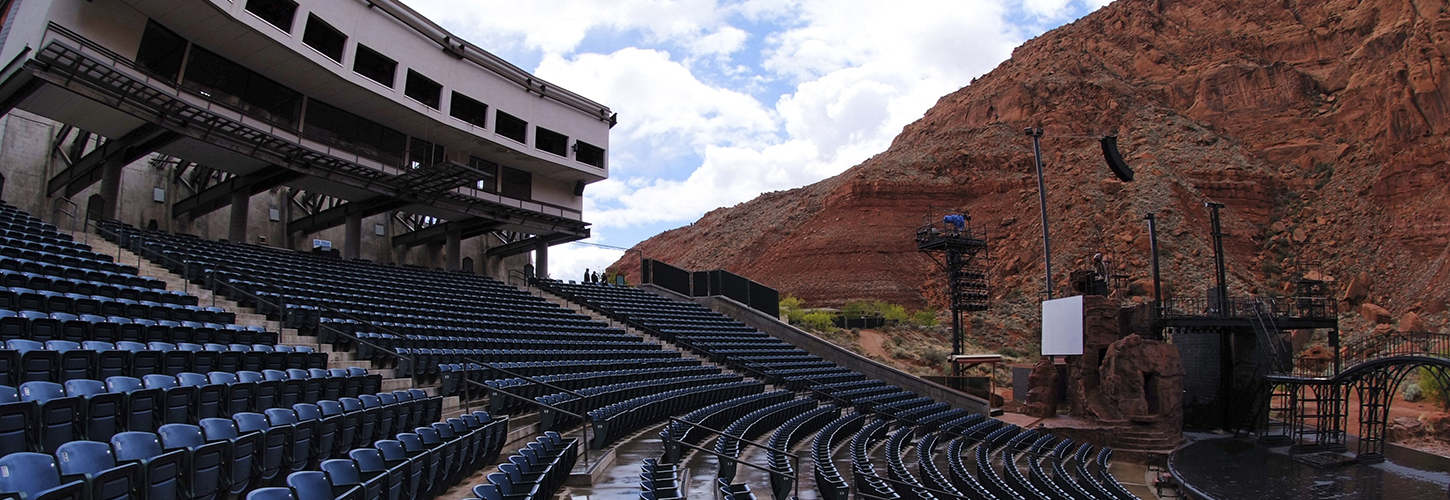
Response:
[406,0,1108,245]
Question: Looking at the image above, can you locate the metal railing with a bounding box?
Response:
[663,416,802,500]
[1161,295,1334,320]
[1289,331,1450,379]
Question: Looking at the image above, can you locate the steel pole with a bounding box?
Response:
[1028,127,1053,299]
[1145,213,1163,339]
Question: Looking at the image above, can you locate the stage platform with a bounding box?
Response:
[1170,433,1450,499]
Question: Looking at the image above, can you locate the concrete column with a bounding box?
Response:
[97,156,125,219]
[228,190,250,243]
[444,228,461,271]
[534,240,549,279]
[343,212,362,260]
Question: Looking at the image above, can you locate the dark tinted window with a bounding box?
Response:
[449,92,487,128]
[500,167,531,200]
[408,137,445,169]
[304,99,407,166]
[302,14,345,62]
[535,127,567,157]
[353,44,396,87]
[135,20,187,82]
[183,46,303,128]
[404,70,441,109]
[469,157,498,192]
[495,112,526,143]
[575,141,605,168]
[244,0,298,32]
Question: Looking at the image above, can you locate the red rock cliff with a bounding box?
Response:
[614,0,1450,336]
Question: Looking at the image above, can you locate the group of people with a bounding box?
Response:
[583,268,607,284]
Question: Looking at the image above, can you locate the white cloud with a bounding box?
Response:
[403,0,1105,245]
[546,243,626,283]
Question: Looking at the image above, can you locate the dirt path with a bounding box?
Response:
[858,329,889,359]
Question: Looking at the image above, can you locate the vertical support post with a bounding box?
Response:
[343,211,361,260]
[1206,202,1228,316]
[444,228,461,271]
[1145,213,1163,340]
[1028,128,1053,299]
[534,239,549,279]
[228,189,250,243]
[97,155,125,220]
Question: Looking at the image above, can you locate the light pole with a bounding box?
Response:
[1027,127,1054,299]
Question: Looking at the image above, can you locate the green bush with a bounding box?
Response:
[912,310,939,327]
[1419,367,1450,410]
[999,347,1022,358]
[800,311,837,332]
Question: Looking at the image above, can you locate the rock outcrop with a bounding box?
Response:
[614,0,1450,340]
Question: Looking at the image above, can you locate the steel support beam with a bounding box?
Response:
[289,196,410,237]
[483,232,584,260]
[47,123,178,197]
[171,165,304,219]
[392,217,501,248]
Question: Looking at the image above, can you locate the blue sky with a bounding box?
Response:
[406,0,1113,280]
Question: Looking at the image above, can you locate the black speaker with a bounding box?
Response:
[1101,135,1134,182]
[573,180,586,196]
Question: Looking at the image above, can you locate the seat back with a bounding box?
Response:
[0,452,77,500]
[111,431,183,500]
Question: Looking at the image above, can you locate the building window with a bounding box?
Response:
[244,0,298,32]
[495,111,526,143]
[183,45,303,129]
[353,44,396,87]
[469,156,498,193]
[535,127,568,157]
[302,14,345,62]
[404,70,442,109]
[500,167,531,200]
[408,137,445,169]
[304,99,407,166]
[135,20,187,82]
[449,92,487,128]
[575,141,605,168]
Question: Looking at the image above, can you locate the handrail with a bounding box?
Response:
[663,415,801,499]
[1287,331,1450,379]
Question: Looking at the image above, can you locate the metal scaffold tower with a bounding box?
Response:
[916,213,990,377]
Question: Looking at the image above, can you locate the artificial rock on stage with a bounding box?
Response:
[1026,295,1186,455]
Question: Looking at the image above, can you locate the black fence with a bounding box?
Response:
[641,259,780,318]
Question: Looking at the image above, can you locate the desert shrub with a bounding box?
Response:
[922,347,949,364]
[999,347,1022,358]
[1403,383,1423,403]
[891,347,911,359]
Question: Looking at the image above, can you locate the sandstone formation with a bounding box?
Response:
[614,0,1450,341]
[1023,357,1060,418]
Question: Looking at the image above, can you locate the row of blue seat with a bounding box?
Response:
[765,404,839,500]
[0,289,228,322]
[471,432,577,500]
[659,389,789,464]
[0,340,323,386]
[482,364,719,415]
[0,370,404,456]
[587,379,765,450]
[540,373,744,432]
[715,398,816,483]
[0,269,188,303]
[0,312,270,344]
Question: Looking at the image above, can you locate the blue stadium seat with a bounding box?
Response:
[246,487,297,500]
[394,433,437,498]
[103,376,160,433]
[44,341,93,382]
[109,431,183,500]
[198,417,260,496]
[287,470,358,500]
[373,440,419,500]
[0,452,85,500]
[234,412,288,485]
[264,407,316,473]
[9,339,58,383]
[20,381,81,453]
[54,440,141,500]
[209,372,255,415]
[157,423,225,500]
[143,374,196,425]
[349,449,402,500]
[61,379,122,442]
[295,403,337,464]
[319,459,381,500]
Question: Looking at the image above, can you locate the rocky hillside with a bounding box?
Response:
[613,0,1450,343]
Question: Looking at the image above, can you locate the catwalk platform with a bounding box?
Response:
[1169,433,1450,499]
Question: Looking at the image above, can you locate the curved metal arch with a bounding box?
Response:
[1333,355,1450,385]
